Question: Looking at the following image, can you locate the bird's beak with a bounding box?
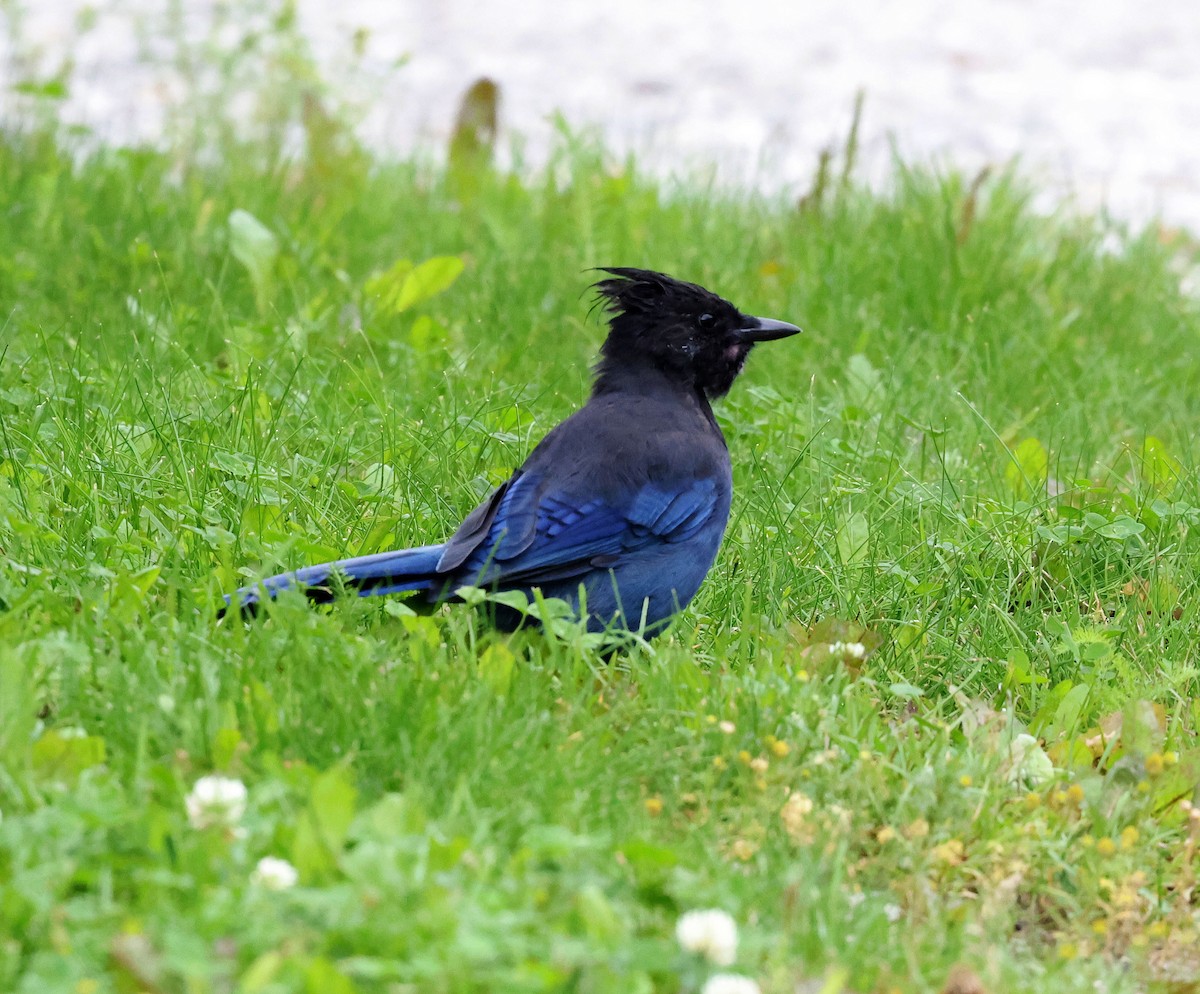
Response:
[734,315,803,343]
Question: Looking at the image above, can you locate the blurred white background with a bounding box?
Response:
[3,0,1198,229]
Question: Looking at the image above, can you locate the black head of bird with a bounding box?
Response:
[592,267,801,399]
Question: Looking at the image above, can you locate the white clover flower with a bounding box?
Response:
[1005,733,1054,787]
[251,856,299,890]
[828,641,866,660]
[185,775,248,830]
[701,973,761,994]
[676,908,738,966]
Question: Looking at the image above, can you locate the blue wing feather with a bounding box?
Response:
[456,477,720,590]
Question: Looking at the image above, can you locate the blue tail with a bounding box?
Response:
[224,543,448,615]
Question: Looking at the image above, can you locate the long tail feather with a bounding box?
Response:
[223,543,448,616]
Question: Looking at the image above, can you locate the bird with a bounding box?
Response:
[225,267,801,635]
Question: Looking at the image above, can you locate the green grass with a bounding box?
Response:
[3,109,1200,994]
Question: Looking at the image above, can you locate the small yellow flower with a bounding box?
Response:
[932,839,965,864]
[1092,919,1108,935]
[1145,753,1165,776]
[1081,834,1095,848]
[713,756,728,770]
[780,792,815,843]
[644,796,663,816]
[1164,751,1179,767]
[1136,780,1151,794]
[770,739,791,758]
[1067,784,1084,804]
[731,838,757,861]
[1120,826,1139,850]
[737,750,753,765]
[959,775,973,787]
[1096,837,1117,856]
[795,669,810,682]
[1058,942,1078,960]
[1052,790,1068,806]
[1147,921,1169,938]
[1024,792,1041,810]
[876,826,896,844]
[904,818,930,840]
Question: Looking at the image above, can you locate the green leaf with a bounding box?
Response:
[408,314,447,352]
[573,884,625,943]
[0,649,36,766]
[1050,683,1091,738]
[353,792,427,841]
[241,951,284,992]
[363,258,413,312]
[31,729,107,781]
[395,255,465,312]
[228,209,279,312]
[844,353,883,411]
[478,642,516,694]
[213,727,243,769]
[292,766,358,881]
[108,566,162,621]
[398,614,442,647]
[14,77,70,100]
[359,462,397,496]
[485,589,531,614]
[619,839,678,871]
[1141,435,1183,491]
[240,504,284,540]
[889,682,924,699]
[835,509,870,565]
[1004,437,1048,497]
[305,957,357,994]
[1096,515,1144,541]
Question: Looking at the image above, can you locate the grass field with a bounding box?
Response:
[3,88,1200,993]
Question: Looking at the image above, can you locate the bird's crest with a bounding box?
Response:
[591,267,733,322]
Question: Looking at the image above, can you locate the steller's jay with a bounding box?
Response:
[226,268,800,635]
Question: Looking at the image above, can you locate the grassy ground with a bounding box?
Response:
[2,102,1200,994]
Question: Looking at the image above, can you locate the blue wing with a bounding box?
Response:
[439,472,724,590]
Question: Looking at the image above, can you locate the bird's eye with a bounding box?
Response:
[697,312,716,330]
